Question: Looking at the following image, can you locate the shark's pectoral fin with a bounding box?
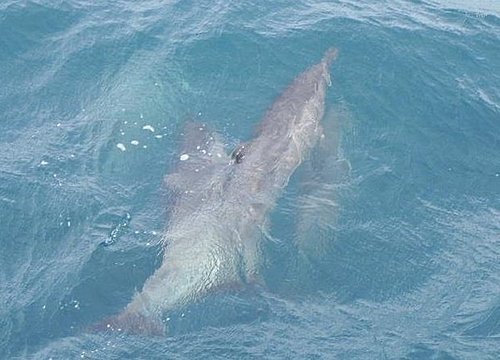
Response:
[292,104,351,270]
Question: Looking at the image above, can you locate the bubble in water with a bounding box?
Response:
[101,213,131,246]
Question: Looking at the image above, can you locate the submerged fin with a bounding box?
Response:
[292,103,351,270]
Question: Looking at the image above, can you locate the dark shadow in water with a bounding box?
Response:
[162,285,271,336]
[462,303,500,337]
[67,243,161,331]
[404,343,457,360]
[6,243,160,358]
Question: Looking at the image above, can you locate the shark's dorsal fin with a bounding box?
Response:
[165,122,231,195]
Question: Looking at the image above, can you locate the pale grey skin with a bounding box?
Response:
[101,48,338,335]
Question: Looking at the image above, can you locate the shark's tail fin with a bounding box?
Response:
[322,47,339,66]
[89,310,165,336]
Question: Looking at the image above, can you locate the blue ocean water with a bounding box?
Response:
[1,0,499,358]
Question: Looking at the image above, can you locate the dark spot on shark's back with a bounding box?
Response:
[231,144,247,164]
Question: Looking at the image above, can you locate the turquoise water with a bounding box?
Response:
[1,0,499,358]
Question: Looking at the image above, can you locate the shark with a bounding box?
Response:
[98,48,339,335]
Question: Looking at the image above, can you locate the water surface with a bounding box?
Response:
[0,0,499,358]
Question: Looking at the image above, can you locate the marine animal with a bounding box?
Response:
[99,48,338,335]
